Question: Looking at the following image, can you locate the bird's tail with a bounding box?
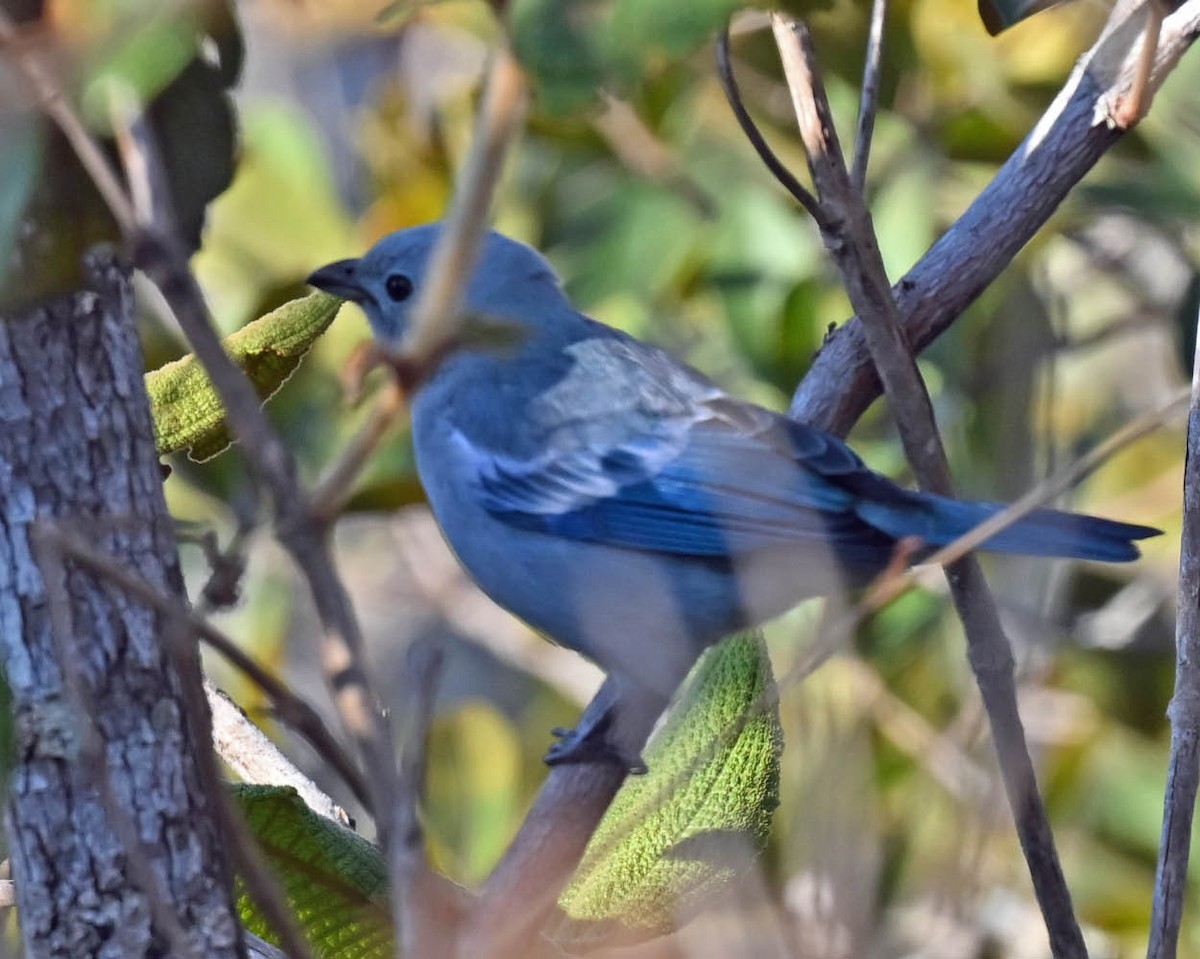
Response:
[855,492,1160,563]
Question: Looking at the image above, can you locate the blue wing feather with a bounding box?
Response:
[473,413,893,560]
[464,334,1158,566]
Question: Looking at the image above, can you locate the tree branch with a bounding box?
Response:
[1147,294,1200,959]
[771,13,1088,954]
[851,0,888,192]
[789,0,1200,434]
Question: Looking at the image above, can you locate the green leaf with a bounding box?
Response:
[231,784,393,959]
[556,632,783,948]
[146,291,342,461]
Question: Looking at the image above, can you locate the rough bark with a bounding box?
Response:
[0,250,244,958]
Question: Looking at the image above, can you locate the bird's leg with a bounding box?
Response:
[544,676,668,774]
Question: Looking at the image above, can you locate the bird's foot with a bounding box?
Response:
[544,723,648,774]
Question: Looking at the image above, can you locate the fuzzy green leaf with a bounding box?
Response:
[146,291,341,461]
[556,632,783,948]
[231,784,393,959]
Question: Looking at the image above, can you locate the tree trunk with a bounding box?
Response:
[0,250,244,958]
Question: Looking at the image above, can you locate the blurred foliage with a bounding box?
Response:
[0,0,239,309]
[10,0,1199,953]
[508,0,835,114]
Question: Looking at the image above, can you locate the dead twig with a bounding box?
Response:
[206,681,350,826]
[770,13,1085,953]
[715,27,826,226]
[392,640,448,958]
[1147,295,1200,959]
[850,0,888,192]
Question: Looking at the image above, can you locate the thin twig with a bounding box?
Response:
[37,524,370,811]
[122,111,398,843]
[392,49,528,367]
[889,388,1187,582]
[848,657,994,806]
[161,596,318,959]
[850,0,888,192]
[1147,294,1200,959]
[392,640,448,959]
[715,26,827,226]
[311,49,527,520]
[1109,0,1167,128]
[770,14,1087,955]
[309,383,406,522]
[0,11,136,235]
[593,94,716,215]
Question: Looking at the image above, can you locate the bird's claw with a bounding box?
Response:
[544,725,648,774]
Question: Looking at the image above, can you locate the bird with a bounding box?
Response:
[308,223,1160,770]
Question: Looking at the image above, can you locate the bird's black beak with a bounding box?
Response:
[306,258,365,301]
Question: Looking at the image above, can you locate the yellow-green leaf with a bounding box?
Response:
[556,632,783,948]
[146,291,341,461]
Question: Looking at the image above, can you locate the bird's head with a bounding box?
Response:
[306,223,567,344]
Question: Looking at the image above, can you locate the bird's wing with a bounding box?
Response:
[459,335,894,561]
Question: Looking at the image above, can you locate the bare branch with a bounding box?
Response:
[392,49,528,368]
[715,26,827,226]
[392,640,449,958]
[851,0,888,192]
[770,14,1087,954]
[1147,295,1200,959]
[311,48,528,518]
[1109,0,1167,128]
[309,383,406,522]
[161,602,317,959]
[915,388,1187,573]
[593,94,716,215]
[0,11,136,235]
[457,680,664,958]
[790,0,1200,434]
[113,101,397,840]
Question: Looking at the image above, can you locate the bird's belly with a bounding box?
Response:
[415,438,866,695]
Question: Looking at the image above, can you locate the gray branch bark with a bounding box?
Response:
[0,251,244,958]
[790,0,1200,433]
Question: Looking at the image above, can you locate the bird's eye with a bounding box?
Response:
[385,273,414,302]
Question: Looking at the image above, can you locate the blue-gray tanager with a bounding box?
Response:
[308,224,1158,768]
